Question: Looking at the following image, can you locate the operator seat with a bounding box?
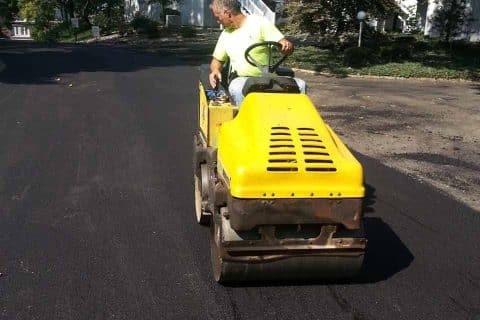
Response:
[242,75,300,96]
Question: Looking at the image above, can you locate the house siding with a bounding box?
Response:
[125,0,219,27]
[423,0,480,41]
[175,0,218,27]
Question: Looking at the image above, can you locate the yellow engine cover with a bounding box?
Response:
[217,93,365,199]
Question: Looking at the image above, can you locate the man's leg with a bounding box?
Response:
[228,77,249,107]
[229,77,307,107]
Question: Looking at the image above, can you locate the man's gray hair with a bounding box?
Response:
[214,0,242,15]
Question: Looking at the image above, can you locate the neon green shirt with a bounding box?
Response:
[212,15,284,77]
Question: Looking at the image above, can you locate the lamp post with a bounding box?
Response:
[357,11,367,48]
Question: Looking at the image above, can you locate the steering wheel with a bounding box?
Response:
[244,41,288,75]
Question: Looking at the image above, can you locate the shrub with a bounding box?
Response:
[31,24,61,43]
[343,47,371,67]
[130,15,159,38]
[179,26,196,38]
[379,43,412,62]
[450,40,480,57]
[164,8,180,16]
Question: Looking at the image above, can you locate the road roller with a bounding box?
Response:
[194,42,366,283]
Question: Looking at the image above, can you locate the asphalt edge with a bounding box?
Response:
[292,67,480,84]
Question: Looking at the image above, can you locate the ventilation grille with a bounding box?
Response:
[267,127,336,172]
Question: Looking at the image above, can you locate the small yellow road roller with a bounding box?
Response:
[194,42,366,283]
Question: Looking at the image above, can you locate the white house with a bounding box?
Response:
[10,19,32,39]
[124,0,218,27]
[380,0,480,41]
[124,0,277,27]
[9,8,64,40]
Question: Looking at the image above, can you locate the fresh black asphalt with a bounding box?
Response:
[0,42,479,320]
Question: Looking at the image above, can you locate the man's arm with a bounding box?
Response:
[259,16,294,55]
[209,58,223,89]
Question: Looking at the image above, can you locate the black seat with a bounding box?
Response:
[242,76,300,96]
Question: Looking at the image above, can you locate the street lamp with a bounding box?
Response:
[357,11,367,48]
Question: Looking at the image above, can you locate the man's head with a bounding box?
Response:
[211,0,242,28]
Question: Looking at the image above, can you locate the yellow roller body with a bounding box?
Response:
[217,93,364,199]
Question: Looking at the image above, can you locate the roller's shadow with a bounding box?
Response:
[354,183,414,283]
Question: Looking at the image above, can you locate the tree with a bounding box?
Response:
[431,0,469,42]
[0,0,19,28]
[19,0,55,28]
[283,0,399,36]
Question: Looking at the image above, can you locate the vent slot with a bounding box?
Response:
[271,132,291,136]
[270,144,295,148]
[272,126,289,130]
[269,159,297,163]
[267,167,298,172]
[297,128,315,131]
[300,139,322,142]
[304,152,329,156]
[306,167,337,172]
[299,133,319,137]
[302,145,326,149]
[270,138,293,142]
[305,159,333,163]
[270,151,296,155]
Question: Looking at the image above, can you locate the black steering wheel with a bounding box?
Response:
[244,41,288,75]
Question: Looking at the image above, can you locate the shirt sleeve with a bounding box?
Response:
[212,32,228,62]
[260,17,284,42]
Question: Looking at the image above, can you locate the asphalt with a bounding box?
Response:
[0,41,479,320]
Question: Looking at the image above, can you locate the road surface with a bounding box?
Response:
[0,42,479,320]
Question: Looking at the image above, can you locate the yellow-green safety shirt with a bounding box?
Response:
[212,15,284,77]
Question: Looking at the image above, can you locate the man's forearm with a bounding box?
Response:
[210,58,223,73]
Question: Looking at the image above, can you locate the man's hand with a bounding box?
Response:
[209,70,222,89]
[278,38,294,55]
[209,58,223,89]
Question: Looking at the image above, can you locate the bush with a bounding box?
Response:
[179,26,196,38]
[130,15,159,38]
[31,24,62,43]
[343,47,371,67]
[379,43,412,62]
[164,8,180,16]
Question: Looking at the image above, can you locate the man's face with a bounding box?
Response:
[211,1,233,28]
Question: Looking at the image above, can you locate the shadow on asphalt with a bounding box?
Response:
[0,41,206,85]
[471,83,480,95]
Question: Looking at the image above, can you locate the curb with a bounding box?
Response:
[291,68,480,84]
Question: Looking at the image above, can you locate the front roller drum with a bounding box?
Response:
[194,163,211,225]
[210,222,365,283]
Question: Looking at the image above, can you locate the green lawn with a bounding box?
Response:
[286,41,480,80]
[59,29,93,43]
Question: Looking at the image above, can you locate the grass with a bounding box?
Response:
[59,29,94,43]
[285,38,480,81]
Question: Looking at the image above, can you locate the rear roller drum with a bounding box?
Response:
[210,220,365,283]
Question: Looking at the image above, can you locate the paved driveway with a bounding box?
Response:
[0,41,479,320]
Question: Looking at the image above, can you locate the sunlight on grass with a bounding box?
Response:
[287,44,480,80]
[60,30,93,43]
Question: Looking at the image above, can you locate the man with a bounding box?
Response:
[209,0,306,106]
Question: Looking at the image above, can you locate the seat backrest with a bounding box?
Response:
[242,76,300,96]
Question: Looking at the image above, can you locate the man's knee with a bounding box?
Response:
[294,78,307,94]
[228,77,248,106]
